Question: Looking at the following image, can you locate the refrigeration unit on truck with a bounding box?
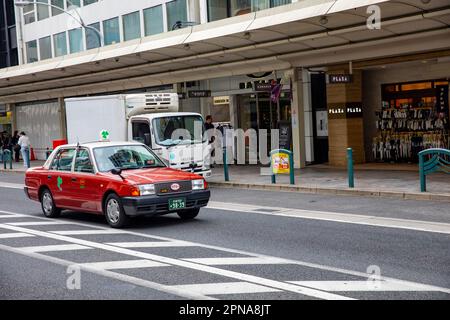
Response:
[64,93,212,177]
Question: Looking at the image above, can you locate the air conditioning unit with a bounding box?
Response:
[125,93,179,118]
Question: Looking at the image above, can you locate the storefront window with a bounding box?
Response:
[86,22,100,49]
[23,2,35,24]
[123,11,141,41]
[39,36,52,60]
[69,28,83,53]
[144,5,164,36]
[208,0,292,21]
[51,0,64,16]
[53,32,67,57]
[103,17,120,45]
[166,0,187,31]
[26,40,38,63]
[66,0,80,9]
[83,0,97,5]
[37,0,50,21]
[208,0,228,22]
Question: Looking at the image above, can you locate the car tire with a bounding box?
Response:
[104,193,129,228]
[40,189,61,218]
[177,208,200,220]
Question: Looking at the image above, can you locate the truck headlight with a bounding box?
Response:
[192,179,205,190]
[139,184,155,195]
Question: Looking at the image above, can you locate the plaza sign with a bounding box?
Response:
[328,74,353,84]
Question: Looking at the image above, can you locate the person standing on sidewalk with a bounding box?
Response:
[1,131,12,161]
[18,132,31,168]
[204,116,216,168]
[11,131,21,162]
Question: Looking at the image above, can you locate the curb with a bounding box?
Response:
[208,181,450,202]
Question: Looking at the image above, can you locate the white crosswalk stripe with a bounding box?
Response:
[0,232,35,239]
[6,221,69,226]
[18,244,93,253]
[169,282,281,295]
[288,281,442,292]
[106,241,197,248]
[51,230,128,235]
[183,257,291,265]
[0,214,28,219]
[76,260,168,270]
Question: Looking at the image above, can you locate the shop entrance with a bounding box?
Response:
[237,92,292,159]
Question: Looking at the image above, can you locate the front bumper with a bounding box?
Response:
[121,189,211,217]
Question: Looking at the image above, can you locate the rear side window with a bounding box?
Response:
[50,149,75,171]
[74,149,94,173]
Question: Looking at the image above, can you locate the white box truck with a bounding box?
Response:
[65,93,212,177]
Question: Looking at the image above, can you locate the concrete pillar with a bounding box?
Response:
[288,68,306,169]
[327,69,365,166]
[59,97,67,140]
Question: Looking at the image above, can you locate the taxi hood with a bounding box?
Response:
[108,167,203,185]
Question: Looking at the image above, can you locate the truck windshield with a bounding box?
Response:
[94,145,166,172]
[153,115,206,147]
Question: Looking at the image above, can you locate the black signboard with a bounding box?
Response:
[254,83,273,92]
[436,85,449,113]
[278,121,292,151]
[328,74,353,84]
[188,90,211,98]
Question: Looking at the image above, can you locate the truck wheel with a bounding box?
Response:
[177,208,200,220]
[41,189,61,218]
[104,194,129,228]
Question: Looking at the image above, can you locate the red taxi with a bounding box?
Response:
[24,141,210,228]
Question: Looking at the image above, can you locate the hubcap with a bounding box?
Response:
[42,193,53,215]
[107,199,120,224]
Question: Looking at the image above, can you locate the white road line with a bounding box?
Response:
[1,211,449,296]
[288,281,441,292]
[0,243,213,300]
[208,201,450,235]
[76,260,168,270]
[0,214,28,219]
[0,223,353,300]
[0,232,35,239]
[6,221,69,226]
[183,257,291,265]
[51,230,128,235]
[169,282,281,295]
[107,241,197,248]
[18,244,93,253]
[0,182,24,189]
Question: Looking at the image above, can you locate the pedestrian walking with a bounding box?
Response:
[11,130,21,162]
[18,131,31,168]
[204,115,215,168]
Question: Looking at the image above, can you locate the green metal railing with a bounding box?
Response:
[419,148,450,192]
[270,149,295,185]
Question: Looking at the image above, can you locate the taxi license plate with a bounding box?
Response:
[169,198,186,211]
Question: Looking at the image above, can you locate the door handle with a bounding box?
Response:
[47,175,52,180]
[71,178,77,182]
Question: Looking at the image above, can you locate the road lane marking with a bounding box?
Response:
[0,232,35,239]
[0,182,24,189]
[0,223,353,300]
[76,260,168,270]
[106,241,197,248]
[18,244,93,253]
[169,282,281,295]
[0,243,213,300]
[1,211,449,296]
[288,281,441,292]
[183,257,291,265]
[6,221,69,226]
[51,230,128,235]
[0,214,29,219]
[207,201,450,235]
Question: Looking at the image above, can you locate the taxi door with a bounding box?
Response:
[70,148,103,213]
[47,148,77,208]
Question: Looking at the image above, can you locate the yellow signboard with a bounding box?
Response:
[271,152,290,174]
[0,111,11,125]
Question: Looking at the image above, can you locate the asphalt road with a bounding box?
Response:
[0,172,449,300]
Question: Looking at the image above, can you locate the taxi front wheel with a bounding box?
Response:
[41,189,61,218]
[104,194,129,228]
[177,208,200,220]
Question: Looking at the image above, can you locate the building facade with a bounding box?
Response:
[0,0,449,164]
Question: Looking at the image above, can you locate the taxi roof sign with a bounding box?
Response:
[100,130,110,141]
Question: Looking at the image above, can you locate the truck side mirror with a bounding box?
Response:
[144,133,151,147]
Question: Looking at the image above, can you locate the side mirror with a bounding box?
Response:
[111,168,122,176]
[144,133,151,147]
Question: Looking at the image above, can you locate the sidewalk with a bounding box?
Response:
[208,164,450,202]
[0,160,46,172]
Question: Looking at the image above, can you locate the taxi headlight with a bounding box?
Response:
[139,184,155,196]
[192,179,205,190]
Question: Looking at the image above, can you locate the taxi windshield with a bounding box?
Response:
[93,145,166,172]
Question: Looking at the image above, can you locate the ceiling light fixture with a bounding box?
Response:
[319,16,328,25]
[243,32,251,40]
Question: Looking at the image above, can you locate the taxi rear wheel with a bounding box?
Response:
[104,194,129,228]
[177,208,200,220]
[40,189,61,218]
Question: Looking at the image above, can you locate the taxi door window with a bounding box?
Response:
[50,149,76,171]
[74,149,94,174]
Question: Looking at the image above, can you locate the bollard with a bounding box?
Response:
[3,150,13,170]
[223,148,230,182]
[419,153,426,192]
[347,148,354,188]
